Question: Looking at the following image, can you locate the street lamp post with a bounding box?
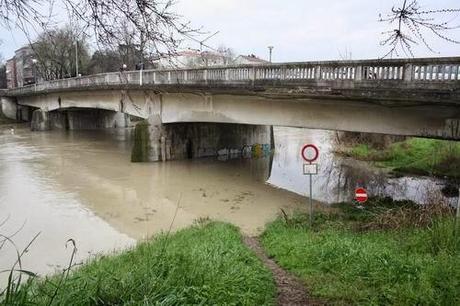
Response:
[31,58,38,91]
[138,62,144,86]
[268,46,274,63]
[5,69,10,88]
[75,41,79,77]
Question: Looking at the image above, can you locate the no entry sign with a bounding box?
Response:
[301,144,319,163]
[355,188,368,203]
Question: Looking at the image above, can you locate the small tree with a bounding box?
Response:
[217,45,236,66]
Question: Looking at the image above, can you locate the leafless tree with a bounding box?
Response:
[338,47,352,60]
[380,0,460,57]
[0,0,199,56]
[32,24,91,80]
[217,45,236,65]
[0,40,5,88]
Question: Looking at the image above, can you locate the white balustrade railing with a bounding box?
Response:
[6,57,460,95]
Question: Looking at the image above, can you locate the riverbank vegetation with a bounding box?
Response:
[337,136,460,179]
[3,198,459,305]
[261,197,460,305]
[2,222,275,305]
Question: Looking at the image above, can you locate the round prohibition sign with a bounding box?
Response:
[301,144,319,163]
[355,188,368,203]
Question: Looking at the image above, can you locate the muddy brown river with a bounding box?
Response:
[0,124,454,284]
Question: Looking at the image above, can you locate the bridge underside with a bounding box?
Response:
[131,119,272,162]
[28,108,131,131]
[1,89,459,140]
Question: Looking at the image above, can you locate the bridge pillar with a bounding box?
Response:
[1,97,31,121]
[1,97,16,120]
[131,116,273,162]
[131,115,164,162]
[31,109,51,131]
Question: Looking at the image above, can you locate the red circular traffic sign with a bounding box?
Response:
[355,188,368,203]
[301,144,319,163]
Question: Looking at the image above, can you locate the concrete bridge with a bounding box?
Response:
[1,56,459,161]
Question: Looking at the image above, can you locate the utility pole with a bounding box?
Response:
[75,41,79,77]
[268,46,274,63]
[31,58,37,91]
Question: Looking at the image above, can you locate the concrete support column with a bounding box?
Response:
[131,114,166,162]
[1,97,15,120]
[0,97,29,121]
[160,136,167,162]
[31,109,51,131]
[113,112,130,128]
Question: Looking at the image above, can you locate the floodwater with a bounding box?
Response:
[0,124,455,285]
[269,127,457,206]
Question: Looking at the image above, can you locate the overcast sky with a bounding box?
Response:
[1,0,459,62]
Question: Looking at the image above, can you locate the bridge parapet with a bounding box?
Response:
[4,57,460,97]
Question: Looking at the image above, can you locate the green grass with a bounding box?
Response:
[347,138,460,179]
[3,222,275,305]
[349,143,379,160]
[261,200,460,305]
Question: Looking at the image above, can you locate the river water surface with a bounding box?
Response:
[0,124,455,284]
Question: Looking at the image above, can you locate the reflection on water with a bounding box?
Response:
[269,127,456,206]
[0,124,455,284]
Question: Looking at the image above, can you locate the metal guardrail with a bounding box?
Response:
[6,57,460,96]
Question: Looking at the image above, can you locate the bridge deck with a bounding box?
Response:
[4,57,460,106]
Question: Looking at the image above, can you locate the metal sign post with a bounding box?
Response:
[301,144,319,227]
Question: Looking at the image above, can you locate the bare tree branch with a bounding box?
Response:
[0,0,201,56]
[380,0,460,58]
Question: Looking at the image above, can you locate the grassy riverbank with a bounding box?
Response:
[340,138,460,179]
[3,200,459,305]
[261,198,460,305]
[3,222,275,305]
